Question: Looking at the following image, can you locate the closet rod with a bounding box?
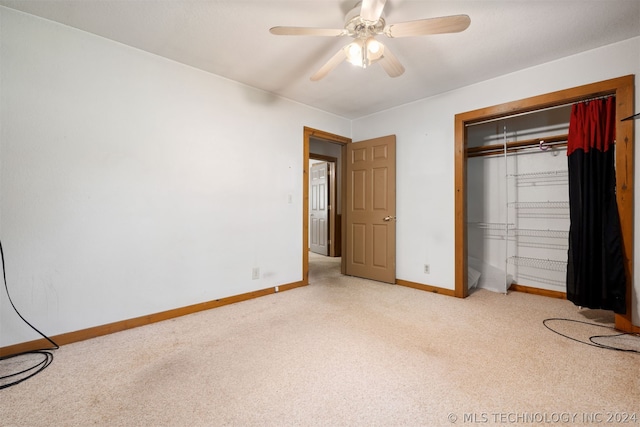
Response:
[467,134,567,158]
[465,93,615,127]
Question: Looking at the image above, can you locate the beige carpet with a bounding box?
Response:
[2,252,639,426]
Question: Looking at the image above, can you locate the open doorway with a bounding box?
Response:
[302,127,350,285]
[303,127,397,286]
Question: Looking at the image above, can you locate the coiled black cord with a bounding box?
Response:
[0,239,59,389]
[543,317,640,354]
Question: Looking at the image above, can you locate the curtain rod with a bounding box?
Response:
[465,94,616,128]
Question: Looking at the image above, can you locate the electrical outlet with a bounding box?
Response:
[424,264,430,274]
[252,267,260,280]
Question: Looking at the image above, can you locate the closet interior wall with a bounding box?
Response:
[466,105,572,294]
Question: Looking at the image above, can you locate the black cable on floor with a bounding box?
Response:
[0,238,59,390]
[543,317,640,354]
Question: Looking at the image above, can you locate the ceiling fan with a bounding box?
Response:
[269,0,470,81]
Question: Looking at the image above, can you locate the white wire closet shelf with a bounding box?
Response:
[510,201,570,209]
[469,223,568,236]
[468,223,569,249]
[510,170,569,187]
[508,256,567,272]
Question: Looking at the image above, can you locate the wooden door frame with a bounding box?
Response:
[303,127,351,285]
[454,75,637,333]
[309,155,338,257]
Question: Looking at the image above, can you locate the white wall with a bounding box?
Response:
[0,7,350,347]
[352,36,640,324]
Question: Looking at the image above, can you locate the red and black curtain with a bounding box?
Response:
[566,97,626,314]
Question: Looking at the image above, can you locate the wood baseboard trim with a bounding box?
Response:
[615,315,640,334]
[508,283,567,300]
[396,279,456,297]
[0,281,305,357]
[277,280,306,292]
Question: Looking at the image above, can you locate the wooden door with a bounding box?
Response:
[345,135,396,283]
[310,162,329,255]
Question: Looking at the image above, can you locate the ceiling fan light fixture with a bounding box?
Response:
[345,40,363,66]
[270,0,470,80]
[345,37,384,68]
[366,38,383,59]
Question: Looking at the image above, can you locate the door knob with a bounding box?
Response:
[383,216,395,221]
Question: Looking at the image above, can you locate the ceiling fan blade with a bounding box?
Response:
[384,14,471,38]
[310,48,348,81]
[378,44,405,78]
[360,0,387,22]
[269,26,346,37]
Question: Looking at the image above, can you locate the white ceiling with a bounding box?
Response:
[1,0,639,119]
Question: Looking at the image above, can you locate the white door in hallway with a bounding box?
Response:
[310,161,329,255]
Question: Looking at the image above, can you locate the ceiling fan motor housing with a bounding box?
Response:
[345,3,385,39]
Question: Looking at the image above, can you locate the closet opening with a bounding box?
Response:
[465,104,572,297]
[454,75,637,333]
